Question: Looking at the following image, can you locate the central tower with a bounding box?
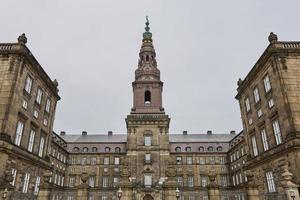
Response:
[125,18,171,200]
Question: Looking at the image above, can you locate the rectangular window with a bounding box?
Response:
[144,174,152,187]
[236,174,239,185]
[89,176,95,187]
[266,171,276,192]
[34,176,41,195]
[36,88,43,104]
[272,120,282,145]
[232,176,235,186]
[200,157,205,165]
[104,157,109,165]
[220,175,227,187]
[253,87,260,103]
[113,177,118,187]
[257,109,263,118]
[145,153,151,162]
[188,176,194,187]
[43,118,48,126]
[220,157,225,164]
[102,197,108,200]
[102,176,108,187]
[209,157,215,164]
[245,98,251,112]
[91,157,97,165]
[69,177,75,187]
[22,173,30,193]
[46,98,51,113]
[67,196,74,200]
[201,176,207,187]
[33,110,39,119]
[177,176,183,187]
[38,137,45,157]
[176,156,182,164]
[114,157,120,165]
[14,121,24,146]
[22,99,28,109]
[24,76,33,94]
[248,117,253,125]
[11,168,17,186]
[61,176,64,186]
[263,75,272,93]
[187,156,193,165]
[268,98,275,108]
[251,136,258,157]
[261,129,269,151]
[27,129,35,152]
[144,136,152,146]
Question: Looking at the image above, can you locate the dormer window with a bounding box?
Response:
[144,90,151,105]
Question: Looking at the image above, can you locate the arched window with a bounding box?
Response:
[73,147,79,152]
[199,146,204,152]
[83,147,89,152]
[217,146,222,152]
[144,90,151,104]
[92,147,98,152]
[207,146,214,152]
[185,146,191,152]
[105,147,111,152]
[175,147,181,152]
[115,147,121,153]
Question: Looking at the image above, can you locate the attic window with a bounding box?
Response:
[208,146,214,152]
[105,147,111,152]
[175,147,181,152]
[185,146,191,152]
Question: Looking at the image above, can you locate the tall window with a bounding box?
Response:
[177,176,183,187]
[145,154,151,162]
[34,176,41,195]
[245,97,250,112]
[199,157,205,165]
[188,176,194,187]
[251,136,258,157]
[176,156,182,164]
[24,76,33,94]
[89,176,95,187]
[69,177,75,187]
[91,157,97,165]
[144,136,152,146]
[22,173,30,193]
[45,98,51,113]
[268,98,275,108]
[266,171,276,192]
[27,129,35,152]
[144,90,151,104]
[36,88,43,104]
[187,156,193,165]
[263,75,272,92]
[253,87,260,103]
[113,177,119,187]
[38,137,45,157]
[14,121,24,146]
[201,176,207,187]
[144,174,152,187]
[102,176,108,187]
[272,120,282,145]
[220,175,228,187]
[261,129,269,151]
[114,157,120,165]
[11,169,17,186]
[104,157,109,165]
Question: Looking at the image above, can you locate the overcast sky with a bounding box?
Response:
[1,1,300,135]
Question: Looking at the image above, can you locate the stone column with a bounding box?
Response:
[245,171,260,200]
[207,172,220,200]
[281,163,300,200]
[37,170,53,200]
[76,172,89,200]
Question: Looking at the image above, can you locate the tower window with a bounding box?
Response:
[145,90,151,105]
[146,55,149,61]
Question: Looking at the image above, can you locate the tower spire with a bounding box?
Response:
[143,16,152,41]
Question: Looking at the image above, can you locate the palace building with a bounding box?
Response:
[0,20,300,200]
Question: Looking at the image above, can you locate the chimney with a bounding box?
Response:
[60,131,66,136]
[82,131,87,136]
[108,131,113,136]
[230,130,236,135]
[182,131,188,135]
[207,130,212,135]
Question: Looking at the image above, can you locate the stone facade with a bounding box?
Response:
[0,23,300,200]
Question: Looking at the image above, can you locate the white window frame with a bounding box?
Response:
[34,176,41,195]
[36,88,43,104]
[253,87,260,103]
[187,156,193,165]
[251,136,258,157]
[266,171,276,192]
[272,120,282,145]
[46,98,51,113]
[245,98,251,112]
[14,121,24,146]
[24,76,33,94]
[144,136,152,146]
[268,98,275,108]
[22,173,30,193]
[104,157,109,165]
[27,129,35,152]
[114,157,120,165]
[188,176,194,187]
[102,176,108,187]
[69,177,75,187]
[89,176,95,187]
[38,137,45,157]
[144,174,152,187]
[261,129,269,151]
[11,168,17,186]
[22,99,28,109]
[257,109,263,118]
[263,75,272,93]
[145,153,151,162]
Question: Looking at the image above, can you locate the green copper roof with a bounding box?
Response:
[143,16,152,40]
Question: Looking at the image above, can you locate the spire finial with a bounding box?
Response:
[145,16,150,32]
[143,16,152,40]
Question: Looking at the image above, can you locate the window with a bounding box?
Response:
[61,176,64,186]
[144,90,151,104]
[22,99,28,109]
[34,176,41,195]
[272,120,282,145]
[241,147,244,156]
[144,174,152,187]
[14,121,24,146]
[220,175,228,187]
[209,157,215,164]
[113,177,119,187]
[73,147,79,152]
[261,129,269,151]
[102,176,108,187]
[43,118,48,126]
[187,156,193,164]
[217,146,222,151]
[45,98,51,113]
[38,137,45,157]
[201,176,207,187]
[102,197,108,200]
[22,173,30,193]
[257,109,263,118]
[199,146,204,152]
[144,136,152,146]
[83,147,89,152]
[91,157,97,165]
[248,117,253,125]
[33,110,39,119]
[175,146,181,152]
[239,173,243,184]
[177,176,183,187]
[232,176,236,186]
[266,171,276,192]
[92,147,97,152]
[11,168,17,186]
[89,176,95,187]
[268,98,274,108]
[103,167,108,173]
[253,87,260,103]
[263,75,272,93]
[245,97,250,112]
[104,157,109,165]
[36,88,43,104]
[114,157,120,165]
[188,176,194,187]
[185,146,191,152]
[67,196,74,200]
[24,76,33,94]
[236,174,239,185]
[115,147,121,153]
[105,147,111,152]
[207,146,213,152]
[69,177,75,187]
[220,157,225,164]
[145,154,151,162]
[251,136,258,157]
[199,157,205,165]
[176,156,182,164]
[27,129,35,152]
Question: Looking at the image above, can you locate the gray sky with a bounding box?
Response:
[1,0,300,135]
